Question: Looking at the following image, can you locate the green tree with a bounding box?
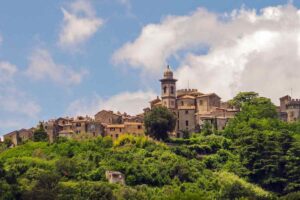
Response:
[144,106,176,141]
[33,122,48,142]
[23,171,60,200]
[201,121,213,136]
[285,142,300,193]
[228,91,258,109]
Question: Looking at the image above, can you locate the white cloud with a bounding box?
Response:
[59,0,103,48]
[0,87,41,118]
[0,61,17,83]
[0,49,41,133]
[26,48,88,85]
[113,4,300,103]
[66,90,156,116]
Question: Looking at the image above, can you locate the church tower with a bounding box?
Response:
[160,65,177,109]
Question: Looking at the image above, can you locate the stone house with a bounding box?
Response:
[105,171,125,185]
[4,128,35,146]
[44,116,104,142]
[279,95,300,122]
[95,110,122,124]
[104,122,144,140]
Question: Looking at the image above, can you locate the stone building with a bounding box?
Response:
[104,122,144,140]
[3,128,35,146]
[44,116,104,142]
[95,110,122,124]
[105,171,125,185]
[148,65,238,137]
[279,95,300,122]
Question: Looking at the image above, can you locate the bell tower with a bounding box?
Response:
[160,65,177,109]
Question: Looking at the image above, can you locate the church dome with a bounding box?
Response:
[163,65,173,79]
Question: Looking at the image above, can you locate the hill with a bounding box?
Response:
[0,92,300,199]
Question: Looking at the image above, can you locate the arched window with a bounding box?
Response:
[163,86,167,94]
[171,86,174,94]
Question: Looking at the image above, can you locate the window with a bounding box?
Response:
[186,120,189,126]
[199,100,203,105]
[181,101,184,106]
[163,86,167,94]
[171,86,174,94]
[119,128,122,132]
[110,128,115,131]
[116,134,119,138]
[185,110,189,114]
[137,125,142,129]
[171,101,174,105]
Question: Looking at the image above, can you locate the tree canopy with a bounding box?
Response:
[144,106,176,141]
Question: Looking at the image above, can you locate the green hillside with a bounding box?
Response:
[0,93,300,199]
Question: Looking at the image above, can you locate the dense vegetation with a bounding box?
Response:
[0,92,299,199]
[144,106,176,141]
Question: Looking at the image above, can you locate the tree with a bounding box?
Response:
[228,91,258,109]
[144,106,176,141]
[285,142,300,193]
[201,121,213,136]
[33,122,48,142]
[23,172,60,200]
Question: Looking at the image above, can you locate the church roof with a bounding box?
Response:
[178,95,195,99]
[149,96,161,103]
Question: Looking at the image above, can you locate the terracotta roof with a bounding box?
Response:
[149,96,161,103]
[280,95,291,100]
[106,124,125,128]
[178,95,195,99]
[198,93,220,98]
[154,101,162,106]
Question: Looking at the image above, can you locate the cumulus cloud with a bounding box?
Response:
[0,64,41,133]
[0,89,41,133]
[0,61,18,83]
[59,0,103,48]
[26,48,88,85]
[113,4,300,102]
[66,90,156,116]
[0,87,41,118]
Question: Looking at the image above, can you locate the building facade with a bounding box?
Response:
[279,95,300,122]
[149,66,238,137]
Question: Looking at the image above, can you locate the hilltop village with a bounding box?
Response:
[3,66,300,146]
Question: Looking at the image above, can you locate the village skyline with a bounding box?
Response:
[1,0,300,135]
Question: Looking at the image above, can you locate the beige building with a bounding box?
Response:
[3,128,35,146]
[279,95,300,122]
[104,122,144,140]
[44,116,104,142]
[148,66,238,137]
[95,110,122,124]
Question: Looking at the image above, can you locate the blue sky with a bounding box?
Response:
[0,0,299,134]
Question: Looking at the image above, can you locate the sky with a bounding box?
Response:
[0,0,299,134]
